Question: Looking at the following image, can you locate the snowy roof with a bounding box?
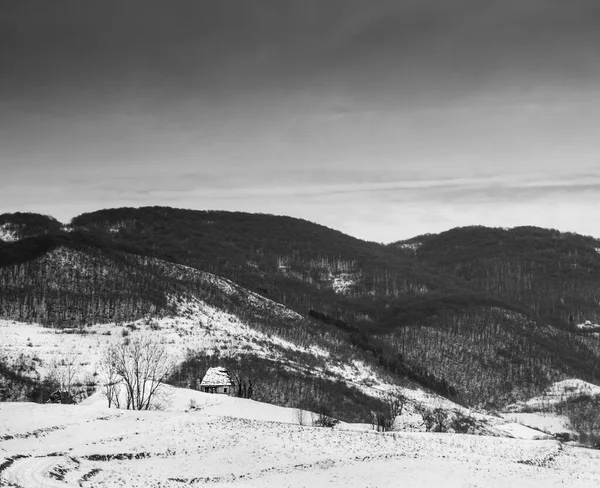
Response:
[200,367,232,386]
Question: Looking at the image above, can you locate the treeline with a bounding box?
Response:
[0,244,174,325]
[170,350,387,422]
[383,305,600,407]
[0,212,62,241]
[0,353,59,403]
[309,309,457,399]
[67,207,461,319]
[398,225,600,327]
[554,395,600,446]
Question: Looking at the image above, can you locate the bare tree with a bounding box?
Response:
[295,408,307,426]
[417,406,449,432]
[99,355,122,408]
[104,336,174,410]
[386,391,408,420]
[48,351,82,402]
[372,391,409,432]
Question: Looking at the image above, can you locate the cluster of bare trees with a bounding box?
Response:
[385,305,580,407]
[0,247,172,326]
[100,335,174,410]
[371,392,408,432]
[554,396,600,446]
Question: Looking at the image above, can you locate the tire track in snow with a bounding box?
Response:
[517,442,564,469]
[168,452,409,485]
[3,456,80,488]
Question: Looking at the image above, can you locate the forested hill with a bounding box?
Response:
[3,209,600,409]
[0,212,62,241]
[390,225,600,327]
[68,207,475,326]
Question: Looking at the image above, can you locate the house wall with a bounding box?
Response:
[200,385,232,395]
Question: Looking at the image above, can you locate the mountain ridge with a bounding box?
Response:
[3,207,600,413]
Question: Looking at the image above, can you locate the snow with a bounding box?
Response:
[330,273,358,294]
[397,241,422,252]
[0,223,19,242]
[0,309,390,404]
[200,367,232,387]
[2,388,600,487]
[506,379,600,412]
[576,320,600,330]
[493,422,551,440]
[501,413,575,436]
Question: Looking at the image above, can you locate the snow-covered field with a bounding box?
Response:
[501,412,575,437]
[2,386,600,488]
[0,312,396,400]
[506,379,600,412]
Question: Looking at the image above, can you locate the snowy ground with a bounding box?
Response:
[1,317,560,441]
[501,412,575,437]
[2,387,600,488]
[0,314,395,400]
[506,379,600,412]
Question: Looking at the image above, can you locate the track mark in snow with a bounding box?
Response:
[168,452,410,485]
[2,456,79,488]
[0,425,68,442]
[79,468,101,484]
[517,443,564,469]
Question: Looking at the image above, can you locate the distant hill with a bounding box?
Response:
[2,209,600,411]
[0,212,61,242]
[390,225,600,327]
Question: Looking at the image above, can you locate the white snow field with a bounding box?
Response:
[501,412,575,437]
[2,387,600,488]
[506,379,600,413]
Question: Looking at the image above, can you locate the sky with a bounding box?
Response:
[1,0,600,243]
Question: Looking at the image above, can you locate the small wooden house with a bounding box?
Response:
[200,367,233,395]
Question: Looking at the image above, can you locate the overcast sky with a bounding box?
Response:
[1,1,600,242]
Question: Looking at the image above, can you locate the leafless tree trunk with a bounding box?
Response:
[295,408,306,426]
[104,335,174,410]
[48,351,82,401]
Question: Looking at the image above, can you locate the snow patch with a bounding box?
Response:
[576,320,600,330]
[200,367,232,387]
[501,412,575,436]
[331,273,358,294]
[0,223,19,242]
[397,241,421,252]
[506,379,600,412]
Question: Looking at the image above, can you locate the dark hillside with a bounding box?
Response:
[5,209,600,410]
[0,212,62,241]
[390,226,600,327]
[70,207,467,325]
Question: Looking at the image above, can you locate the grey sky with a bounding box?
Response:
[1,1,600,241]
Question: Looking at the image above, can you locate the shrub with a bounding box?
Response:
[450,411,478,434]
[314,413,340,428]
[418,406,449,432]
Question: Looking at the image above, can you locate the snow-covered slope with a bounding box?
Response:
[0,245,440,410]
[2,388,600,488]
[506,379,600,412]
